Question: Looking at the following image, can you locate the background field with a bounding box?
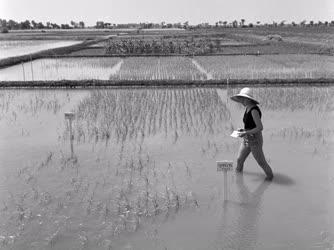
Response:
[1,55,333,81]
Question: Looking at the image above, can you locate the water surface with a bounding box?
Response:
[0,40,81,60]
[0,86,333,250]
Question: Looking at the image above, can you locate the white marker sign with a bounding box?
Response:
[230,130,242,138]
[217,161,233,171]
[65,112,75,120]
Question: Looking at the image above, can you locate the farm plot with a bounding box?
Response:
[194,54,334,79]
[250,27,334,48]
[1,55,333,82]
[111,57,206,80]
[0,40,81,60]
[0,57,122,81]
[104,35,252,55]
[0,86,333,250]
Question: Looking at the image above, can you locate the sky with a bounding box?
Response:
[0,0,333,26]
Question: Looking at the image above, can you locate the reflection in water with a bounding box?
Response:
[216,174,270,250]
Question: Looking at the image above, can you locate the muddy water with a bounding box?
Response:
[0,86,333,250]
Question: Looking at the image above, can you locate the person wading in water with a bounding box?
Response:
[230,87,274,181]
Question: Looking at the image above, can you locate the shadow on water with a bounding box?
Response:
[215,173,271,250]
[242,171,296,186]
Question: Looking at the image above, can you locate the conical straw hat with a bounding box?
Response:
[230,87,259,104]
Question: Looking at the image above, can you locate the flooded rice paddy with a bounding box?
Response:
[0,86,333,250]
[0,40,81,60]
[1,55,333,81]
[0,58,122,81]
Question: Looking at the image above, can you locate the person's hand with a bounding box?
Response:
[238,131,247,137]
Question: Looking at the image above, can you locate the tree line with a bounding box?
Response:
[1,18,334,33]
[0,19,85,32]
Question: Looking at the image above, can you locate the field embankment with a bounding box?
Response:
[0,78,332,88]
[0,38,107,69]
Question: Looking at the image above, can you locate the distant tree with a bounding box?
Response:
[248,23,254,27]
[240,19,245,27]
[331,21,334,26]
[51,23,60,29]
[46,22,54,29]
[96,21,104,29]
[317,21,323,26]
[324,21,329,26]
[183,21,189,29]
[223,21,227,27]
[174,22,182,28]
[0,27,9,33]
[309,21,314,26]
[232,20,238,28]
[8,20,19,29]
[61,24,71,29]
[256,21,261,26]
[291,21,297,26]
[79,21,85,28]
[0,19,7,28]
[70,21,78,28]
[31,20,37,29]
[20,20,31,29]
[300,20,306,26]
[279,20,286,26]
[36,22,45,29]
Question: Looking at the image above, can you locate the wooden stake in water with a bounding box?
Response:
[217,161,233,201]
[226,78,229,103]
[21,62,26,81]
[30,55,34,81]
[65,112,75,158]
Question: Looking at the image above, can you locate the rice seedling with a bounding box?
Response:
[78,233,89,249]
[110,57,206,81]
[0,235,16,248]
[194,54,334,80]
[0,86,332,249]
[46,229,60,248]
[0,57,122,81]
[72,88,232,146]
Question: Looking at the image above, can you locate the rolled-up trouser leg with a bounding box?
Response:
[236,142,251,172]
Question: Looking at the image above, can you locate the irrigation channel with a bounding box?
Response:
[0,85,333,250]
